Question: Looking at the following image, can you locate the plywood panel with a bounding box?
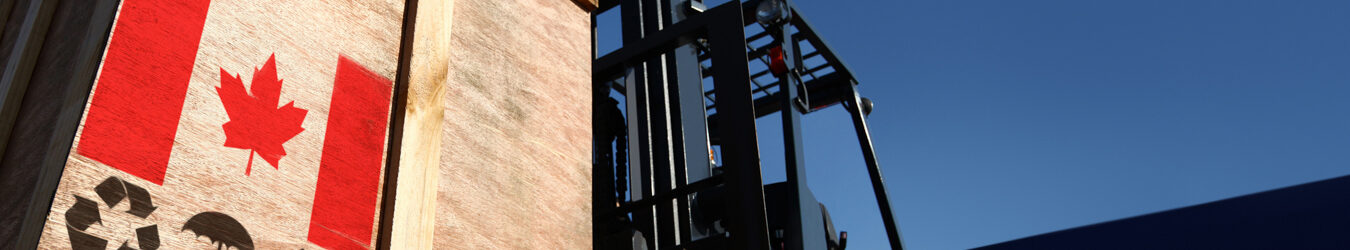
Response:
[434,0,593,248]
[37,0,405,249]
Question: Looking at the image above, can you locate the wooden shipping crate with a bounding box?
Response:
[0,0,595,248]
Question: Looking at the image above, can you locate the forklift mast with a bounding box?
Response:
[590,0,904,249]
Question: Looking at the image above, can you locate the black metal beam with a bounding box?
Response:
[664,0,713,244]
[706,71,851,129]
[788,8,858,82]
[589,10,607,250]
[595,2,724,79]
[639,0,680,247]
[843,83,906,250]
[619,1,660,249]
[607,175,724,218]
[707,3,771,249]
[773,11,827,248]
[596,0,620,13]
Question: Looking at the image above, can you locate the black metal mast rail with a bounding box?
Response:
[592,0,905,249]
[595,1,771,249]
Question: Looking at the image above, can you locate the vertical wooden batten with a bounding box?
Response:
[384,0,453,248]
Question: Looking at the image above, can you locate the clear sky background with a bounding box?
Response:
[599,0,1350,249]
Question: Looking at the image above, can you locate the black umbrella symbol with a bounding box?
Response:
[182,212,254,250]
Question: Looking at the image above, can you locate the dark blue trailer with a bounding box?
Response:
[979,175,1350,250]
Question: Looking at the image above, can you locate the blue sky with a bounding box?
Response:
[773,0,1350,249]
[599,0,1350,249]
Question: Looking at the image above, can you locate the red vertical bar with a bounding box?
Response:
[308,56,394,249]
[76,0,211,185]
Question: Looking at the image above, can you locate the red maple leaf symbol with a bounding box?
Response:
[217,54,307,175]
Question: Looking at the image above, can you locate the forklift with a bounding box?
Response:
[591,0,904,249]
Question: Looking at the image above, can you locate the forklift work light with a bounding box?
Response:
[755,0,790,26]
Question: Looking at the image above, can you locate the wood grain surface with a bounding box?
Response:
[24,0,601,248]
[434,0,593,248]
[37,0,405,249]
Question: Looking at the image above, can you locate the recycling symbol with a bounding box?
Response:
[65,176,160,250]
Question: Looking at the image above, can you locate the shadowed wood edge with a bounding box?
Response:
[573,0,599,12]
[10,0,118,248]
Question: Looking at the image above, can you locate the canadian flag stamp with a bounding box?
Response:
[39,0,404,249]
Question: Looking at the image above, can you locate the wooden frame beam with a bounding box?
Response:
[380,0,451,249]
[574,0,599,11]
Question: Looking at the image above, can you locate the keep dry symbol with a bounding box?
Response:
[183,212,254,250]
[65,176,160,250]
